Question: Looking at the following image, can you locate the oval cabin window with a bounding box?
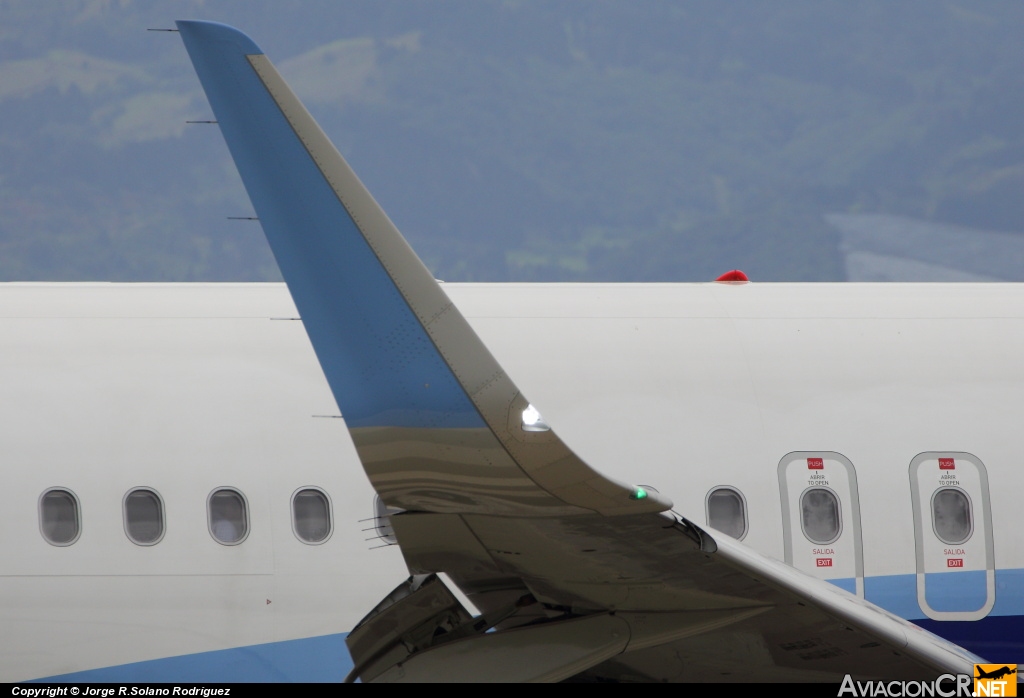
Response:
[800,487,842,545]
[706,487,748,540]
[931,488,973,545]
[292,488,332,544]
[208,488,249,545]
[124,489,165,545]
[40,488,81,546]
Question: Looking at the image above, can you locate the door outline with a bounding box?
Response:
[779,451,864,597]
[909,452,995,621]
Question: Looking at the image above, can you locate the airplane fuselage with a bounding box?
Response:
[2,281,1021,681]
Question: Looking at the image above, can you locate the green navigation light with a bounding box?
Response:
[631,487,648,501]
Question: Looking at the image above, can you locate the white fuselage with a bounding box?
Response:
[2,282,1021,681]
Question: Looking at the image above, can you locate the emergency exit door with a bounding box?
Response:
[909,452,994,621]
[778,452,864,597]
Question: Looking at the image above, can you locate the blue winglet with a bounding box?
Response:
[177,21,674,518]
[177,20,483,429]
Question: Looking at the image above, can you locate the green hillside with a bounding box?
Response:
[1,1,1023,281]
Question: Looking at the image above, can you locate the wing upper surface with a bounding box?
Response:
[391,510,980,681]
[177,21,985,681]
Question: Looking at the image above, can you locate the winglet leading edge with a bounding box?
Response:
[176,20,672,517]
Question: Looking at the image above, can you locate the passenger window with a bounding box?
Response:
[800,487,841,545]
[292,488,332,544]
[208,489,248,545]
[705,487,748,540]
[40,488,81,546]
[931,488,973,545]
[124,489,165,545]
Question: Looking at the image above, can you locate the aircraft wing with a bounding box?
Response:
[177,20,984,682]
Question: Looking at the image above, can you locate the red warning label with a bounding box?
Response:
[807,458,824,470]
[939,458,956,470]
[947,558,964,568]
[816,558,833,567]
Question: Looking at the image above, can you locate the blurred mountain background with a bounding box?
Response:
[2,0,1023,282]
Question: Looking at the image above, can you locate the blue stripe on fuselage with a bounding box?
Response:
[826,577,857,594]
[38,633,353,683]
[32,564,1024,679]
[34,613,1024,682]
[177,21,483,430]
[866,568,1024,662]
[32,569,1024,681]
